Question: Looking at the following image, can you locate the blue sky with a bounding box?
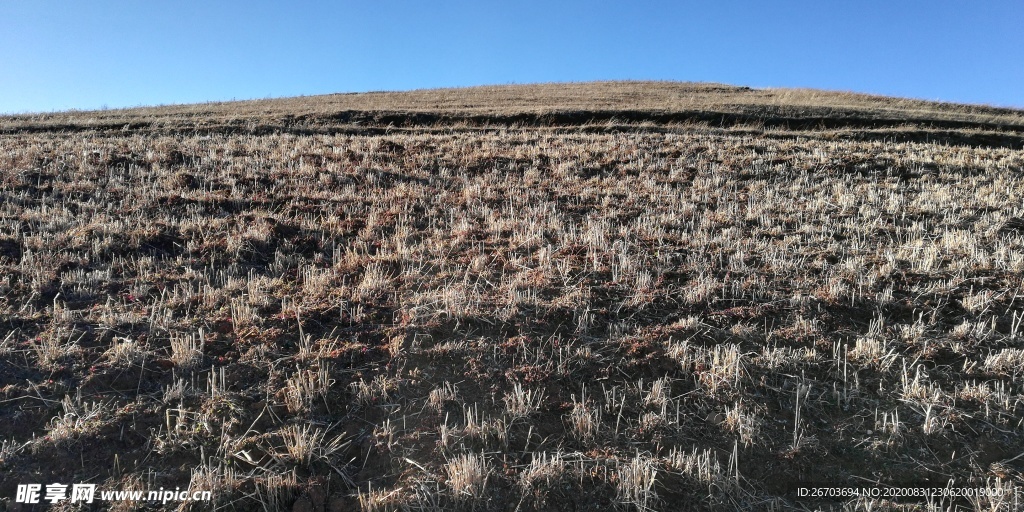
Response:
[2,1,1021,113]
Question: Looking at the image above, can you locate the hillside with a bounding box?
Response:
[5,81,1024,146]
[1,82,1023,511]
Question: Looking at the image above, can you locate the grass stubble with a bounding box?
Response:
[0,82,1023,510]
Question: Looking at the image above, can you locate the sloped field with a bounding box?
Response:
[2,82,1024,511]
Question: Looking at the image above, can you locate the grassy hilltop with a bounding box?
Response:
[1,81,1024,511]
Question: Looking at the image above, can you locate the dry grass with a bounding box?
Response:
[1,81,1023,510]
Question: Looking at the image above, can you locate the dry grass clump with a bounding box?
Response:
[169,331,204,369]
[519,451,567,492]
[1,82,1023,510]
[273,424,350,467]
[444,452,491,502]
[45,394,107,447]
[282,364,333,414]
[615,455,659,511]
[425,381,459,413]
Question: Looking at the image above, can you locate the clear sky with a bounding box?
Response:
[2,1,1021,113]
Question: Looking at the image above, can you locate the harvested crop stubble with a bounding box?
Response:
[1,82,1023,511]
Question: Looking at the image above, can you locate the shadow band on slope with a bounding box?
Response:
[5,109,1024,150]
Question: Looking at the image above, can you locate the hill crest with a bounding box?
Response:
[2,82,1022,149]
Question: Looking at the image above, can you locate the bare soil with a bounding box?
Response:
[1,82,1023,511]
